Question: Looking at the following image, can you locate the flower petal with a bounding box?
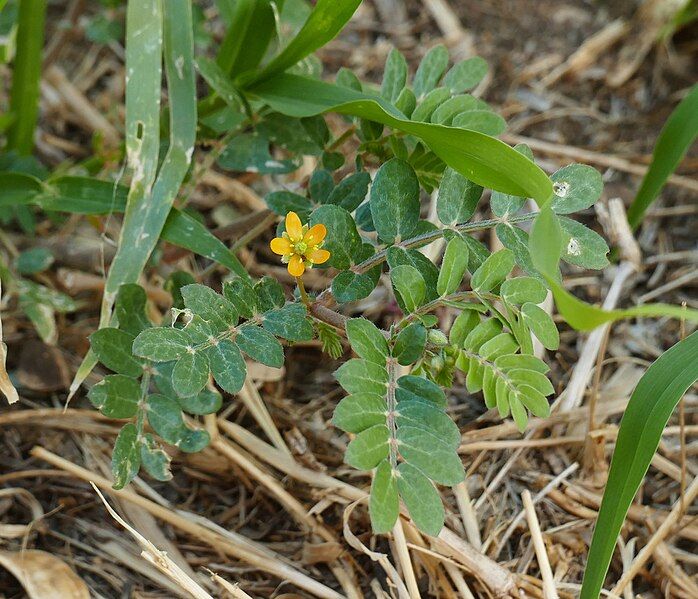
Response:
[270,237,292,255]
[285,211,303,242]
[307,248,331,264]
[287,254,305,277]
[303,223,327,245]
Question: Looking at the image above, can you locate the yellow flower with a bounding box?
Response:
[270,211,331,277]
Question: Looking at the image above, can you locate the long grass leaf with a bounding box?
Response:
[0,172,244,274]
[529,207,698,330]
[627,84,698,229]
[104,0,195,309]
[6,0,47,154]
[580,331,698,598]
[247,0,361,85]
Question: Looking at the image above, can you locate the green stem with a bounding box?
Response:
[386,357,399,469]
[7,0,47,155]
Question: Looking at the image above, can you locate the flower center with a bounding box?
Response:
[294,241,308,254]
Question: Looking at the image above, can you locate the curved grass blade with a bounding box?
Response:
[247,0,362,85]
[0,172,244,274]
[249,73,552,202]
[580,331,698,598]
[6,0,46,154]
[529,207,698,330]
[627,84,698,229]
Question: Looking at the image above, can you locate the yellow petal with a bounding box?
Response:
[287,254,305,277]
[307,248,330,264]
[285,211,303,242]
[270,237,292,255]
[303,223,327,245]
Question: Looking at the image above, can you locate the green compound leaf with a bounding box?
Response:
[345,424,390,470]
[207,340,246,394]
[263,303,314,342]
[140,433,172,482]
[413,45,449,99]
[115,284,151,336]
[88,374,141,419]
[254,277,286,313]
[387,247,439,303]
[442,56,488,93]
[265,190,313,219]
[172,351,210,398]
[521,302,559,350]
[397,426,464,485]
[381,48,408,103]
[90,328,143,377]
[580,332,698,599]
[370,158,420,244]
[370,460,400,534]
[390,265,425,313]
[452,110,506,136]
[133,327,192,362]
[500,277,547,305]
[223,277,258,318]
[326,171,371,212]
[310,204,361,270]
[146,393,210,451]
[549,163,603,214]
[470,248,514,292]
[333,393,387,434]
[412,87,450,122]
[335,358,389,396]
[178,387,222,416]
[332,270,377,303]
[436,167,483,225]
[393,323,427,366]
[396,462,445,536]
[449,309,481,346]
[495,223,537,278]
[236,325,284,368]
[112,423,141,490]
[345,318,389,365]
[14,247,53,275]
[396,375,447,408]
[396,400,460,449]
[491,144,534,217]
[430,94,484,125]
[182,284,238,331]
[558,216,610,270]
[438,236,469,296]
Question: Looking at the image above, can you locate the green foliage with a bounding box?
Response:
[580,332,698,599]
[4,0,695,549]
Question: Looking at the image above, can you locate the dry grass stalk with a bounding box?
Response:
[91,483,214,599]
[30,446,345,599]
[522,490,559,599]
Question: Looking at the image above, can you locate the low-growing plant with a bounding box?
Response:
[2,0,697,546]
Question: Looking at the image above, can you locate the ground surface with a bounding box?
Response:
[0,1,696,597]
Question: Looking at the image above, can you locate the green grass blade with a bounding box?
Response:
[104,0,196,308]
[217,0,280,77]
[102,0,163,315]
[0,172,244,274]
[627,84,698,229]
[247,0,361,85]
[580,331,698,598]
[249,73,553,202]
[529,207,698,330]
[6,0,47,154]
